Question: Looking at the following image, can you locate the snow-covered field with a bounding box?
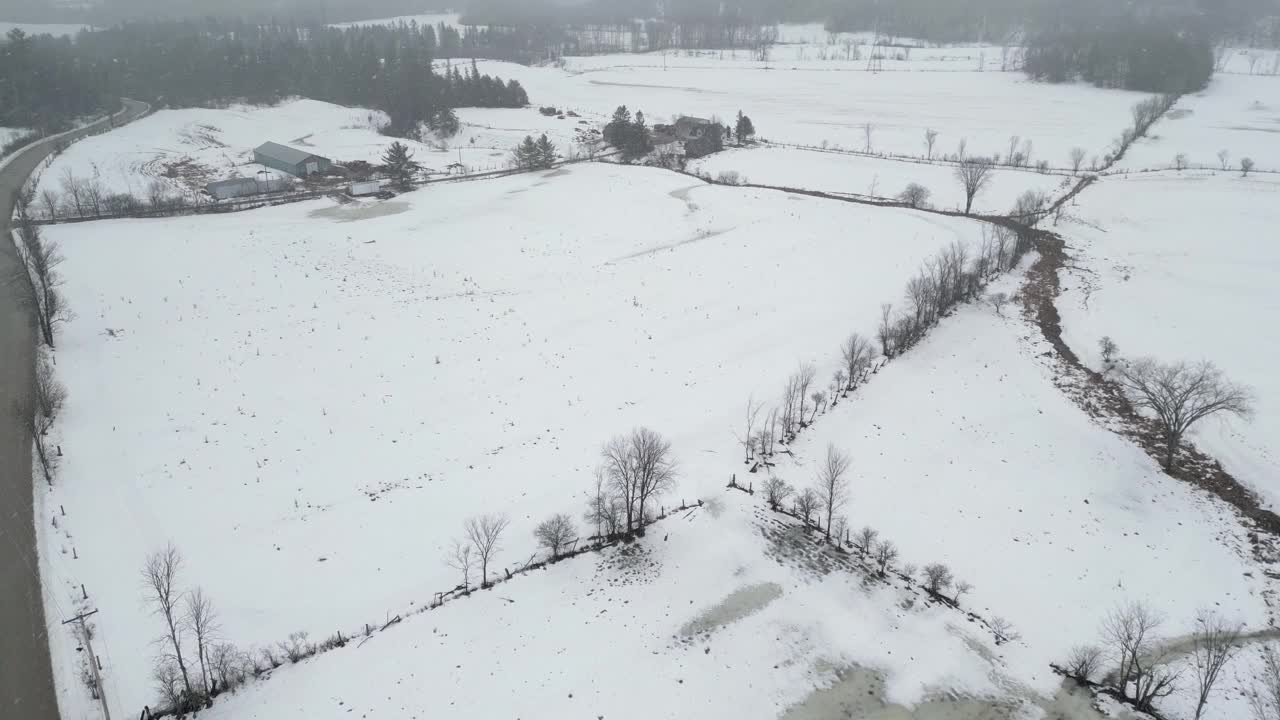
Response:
[1117,74,1280,172]
[1057,171,1280,509]
[690,146,1072,211]
[478,57,1143,164]
[29,99,587,201]
[181,269,1268,720]
[39,162,988,716]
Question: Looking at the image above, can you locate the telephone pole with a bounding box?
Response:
[63,609,111,720]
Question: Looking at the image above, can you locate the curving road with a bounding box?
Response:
[1,98,150,720]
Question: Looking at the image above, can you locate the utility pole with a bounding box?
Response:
[63,609,111,720]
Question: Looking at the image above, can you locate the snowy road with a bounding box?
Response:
[0,98,149,720]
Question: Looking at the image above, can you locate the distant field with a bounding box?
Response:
[690,146,1072,212]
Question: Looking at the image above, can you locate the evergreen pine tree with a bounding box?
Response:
[734,111,755,145]
[535,134,557,168]
[513,135,541,169]
[382,141,421,189]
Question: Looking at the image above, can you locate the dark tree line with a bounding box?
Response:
[1,21,529,132]
[1024,11,1215,94]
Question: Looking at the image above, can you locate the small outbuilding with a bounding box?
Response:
[253,141,332,177]
[203,176,290,200]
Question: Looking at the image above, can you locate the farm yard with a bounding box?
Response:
[12,12,1280,720]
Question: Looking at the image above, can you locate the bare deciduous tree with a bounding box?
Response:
[630,427,677,530]
[736,395,763,463]
[1102,600,1179,709]
[921,563,953,597]
[854,526,877,557]
[873,540,897,575]
[1190,609,1242,720]
[955,159,993,214]
[988,292,1009,318]
[1217,149,1231,171]
[1099,336,1119,371]
[924,129,938,160]
[814,444,850,540]
[1065,644,1103,683]
[957,137,968,161]
[898,182,931,209]
[464,514,510,586]
[1174,153,1189,171]
[795,364,817,428]
[1242,158,1256,177]
[143,544,193,699]
[1253,646,1280,720]
[877,303,895,358]
[447,538,475,588]
[184,587,218,694]
[841,333,872,392]
[1070,147,1087,174]
[534,513,578,559]
[1117,359,1254,471]
[863,122,874,153]
[763,476,793,511]
[954,580,973,605]
[795,487,819,527]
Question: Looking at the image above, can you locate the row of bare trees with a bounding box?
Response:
[11,194,70,347]
[1063,603,1249,719]
[142,545,225,713]
[36,170,194,222]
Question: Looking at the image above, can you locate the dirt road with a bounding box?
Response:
[0,99,149,720]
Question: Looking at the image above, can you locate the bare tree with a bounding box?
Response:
[1117,359,1254,471]
[1190,609,1243,720]
[1070,147,1087,174]
[877,303,895,358]
[184,587,218,695]
[464,514,510,586]
[447,538,475,588]
[841,333,872,392]
[1217,149,1231,171]
[59,168,87,217]
[898,182,931,209]
[630,427,677,530]
[1101,600,1179,709]
[736,395,763,463]
[854,526,877,557]
[924,129,938,160]
[534,513,578,559]
[956,137,968,161]
[39,188,60,220]
[863,122,874,153]
[954,580,973,605]
[763,476,793,511]
[1242,158,1256,177]
[992,616,1021,644]
[1065,644,1103,682]
[795,364,817,427]
[1099,336,1119,371]
[955,159,993,214]
[814,444,850,540]
[601,435,639,532]
[921,563,953,597]
[873,540,897,575]
[1253,646,1280,720]
[1174,153,1189,171]
[809,391,826,422]
[153,658,184,709]
[143,544,193,699]
[795,487,819,527]
[1007,135,1021,165]
[988,292,1009,318]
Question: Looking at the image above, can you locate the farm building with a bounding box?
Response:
[253,141,331,177]
[204,176,291,200]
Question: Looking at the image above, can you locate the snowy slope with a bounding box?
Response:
[29,100,585,202]
[40,162,988,716]
[1056,172,1280,509]
[1116,74,1280,172]
[690,146,1071,212]
[171,270,1268,720]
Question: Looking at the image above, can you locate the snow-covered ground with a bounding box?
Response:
[165,266,1269,720]
[39,162,988,716]
[477,57,1143,164]
[1117,74,1280,172]
[1057,171,1280,509]
[0,21,87,37]
[28,99,587,201]
[690,146,1072,212]
[1,125,33,148]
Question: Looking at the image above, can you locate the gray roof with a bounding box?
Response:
[206,177,257,190]
[254,141,326,166]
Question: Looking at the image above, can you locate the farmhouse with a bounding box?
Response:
[253,141,331,177]
[672,116,714,141]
